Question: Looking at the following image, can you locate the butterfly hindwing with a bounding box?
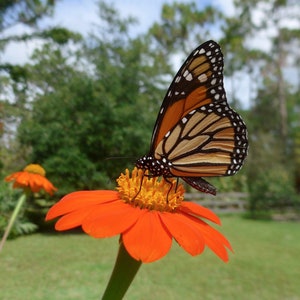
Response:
[181,177,217,195]
[154,102,248,178]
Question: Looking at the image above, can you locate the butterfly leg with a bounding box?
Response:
[163,176,178,203]
[131,171,145,200]
[175,177,179,192]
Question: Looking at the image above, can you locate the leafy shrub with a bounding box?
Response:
[0,182,38,238]
[248,164,299,218]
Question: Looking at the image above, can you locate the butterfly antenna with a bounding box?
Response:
[104,156,136,161]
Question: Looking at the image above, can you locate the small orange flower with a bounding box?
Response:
[46,168,232,263]
[5,164,57,195]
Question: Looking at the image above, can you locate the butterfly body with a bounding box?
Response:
[136,40,248,195]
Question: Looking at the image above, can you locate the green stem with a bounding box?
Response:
[0,193,26,253]
[101,241,142,300]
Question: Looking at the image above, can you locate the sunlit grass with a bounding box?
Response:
[1,215,300,300]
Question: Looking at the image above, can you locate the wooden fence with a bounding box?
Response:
[184,192,248,214]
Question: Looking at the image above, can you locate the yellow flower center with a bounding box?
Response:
[23,164,46,177]
[117,168,185,212]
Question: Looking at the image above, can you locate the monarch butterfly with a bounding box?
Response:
[136,40,248,195]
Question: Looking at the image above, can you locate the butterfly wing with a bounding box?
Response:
[181,177,217,195]
[151,40,224,151]
[150,40,248,191]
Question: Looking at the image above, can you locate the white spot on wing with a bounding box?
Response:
[211,78,217,85]
[186,73,193,81]
[198,73,207,82]
[175,76,181,83]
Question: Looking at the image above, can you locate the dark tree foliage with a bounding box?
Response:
[17,2,169,194]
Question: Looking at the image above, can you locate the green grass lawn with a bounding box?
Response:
[1,215,300,300]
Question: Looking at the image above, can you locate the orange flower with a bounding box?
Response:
[46,168,232,263]
[5,164,57,195]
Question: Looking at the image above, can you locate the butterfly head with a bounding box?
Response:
[135,155,172,177]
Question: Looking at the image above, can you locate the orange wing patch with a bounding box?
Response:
[153,92,213,149]
[184,87,212,111]
[152,51,218,149]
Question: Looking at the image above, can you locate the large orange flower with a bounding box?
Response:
[5,164,57,195]
[46,168,232,263]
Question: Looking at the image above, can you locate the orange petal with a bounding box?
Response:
[122,211,172,263]
[159,212,205,256]
[30,175,41,192]
[5,173,19,182]
[15,172,29,185]
[179,201,221,225]
[54,206,96,230]
[184,214,232,262]
[42,180,57,195]
[46,191,119,220]
[82,201,143,237]
[201,225,232,262]
[31,175,56,195]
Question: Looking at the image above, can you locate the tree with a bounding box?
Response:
[0,0,55,31]
[17,1,170,193]
[0,0,81,175]
[148,2,223,56]
[227,0,300,214]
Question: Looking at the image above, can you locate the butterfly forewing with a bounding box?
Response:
[151,40,225,151]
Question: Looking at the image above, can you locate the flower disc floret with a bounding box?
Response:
[23,164,46,177]
[117,168,184,212]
